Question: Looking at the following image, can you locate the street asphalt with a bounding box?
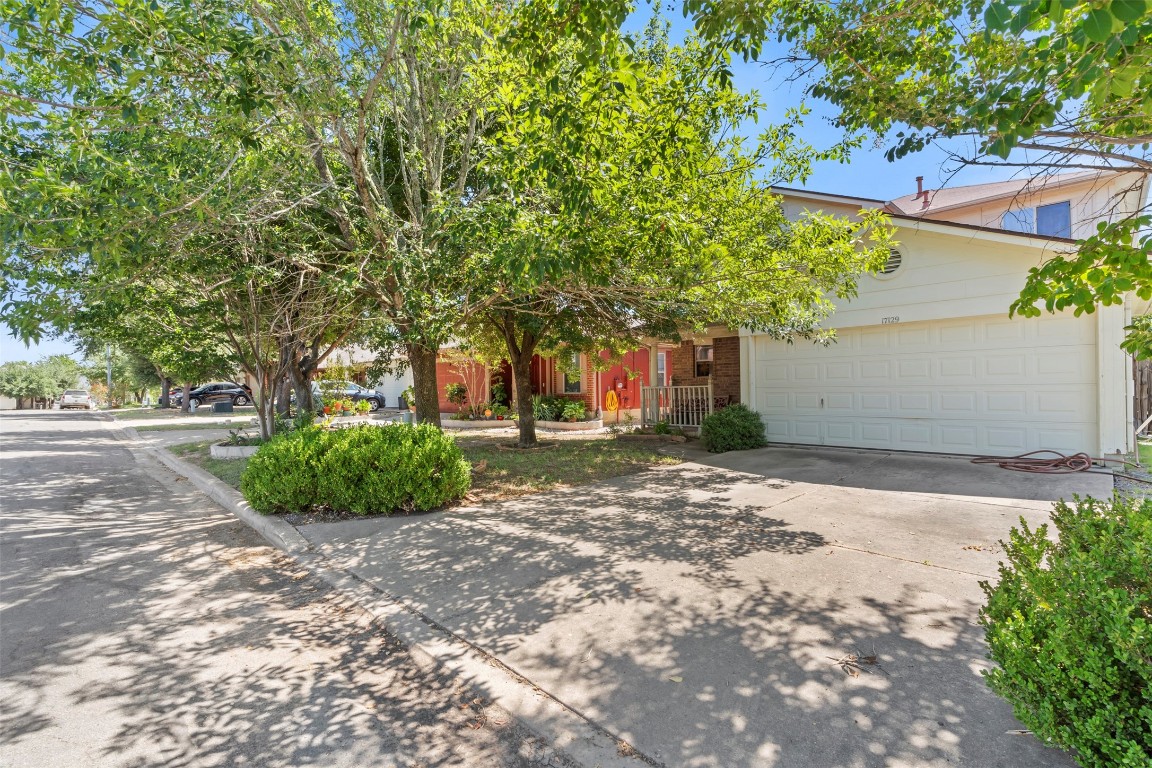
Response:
[0,411,575,768]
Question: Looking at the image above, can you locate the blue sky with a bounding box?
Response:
[3,9,1020,365]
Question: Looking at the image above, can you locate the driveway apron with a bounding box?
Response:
[299,445,1107,768]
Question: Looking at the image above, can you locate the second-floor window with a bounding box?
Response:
[1002,200,1072,238]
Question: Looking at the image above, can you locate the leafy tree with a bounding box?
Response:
[0,356,80,407]
[514,2,1152,350]
[462,29,892,447]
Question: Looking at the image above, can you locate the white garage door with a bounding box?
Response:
[372,369,413,409]
[752,314,1098,455]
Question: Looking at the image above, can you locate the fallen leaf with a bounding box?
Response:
[668,675,683,683]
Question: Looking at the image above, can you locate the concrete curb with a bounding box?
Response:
[110,418,654,768]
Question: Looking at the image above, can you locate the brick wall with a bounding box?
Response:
[668,337,740,405]
[712,336,741,405]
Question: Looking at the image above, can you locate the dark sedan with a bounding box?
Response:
[172,382,254,408]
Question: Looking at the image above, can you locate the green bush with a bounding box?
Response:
[531,395,570,422]
[979,496,1151,768]
[699,404,766,453]
[240,423,470,516]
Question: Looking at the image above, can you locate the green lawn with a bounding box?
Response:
[111,407,256,422]
[165,435,683,501]
[167,440,247,488]
[137,422,246,432]
[1139,442,1152,466]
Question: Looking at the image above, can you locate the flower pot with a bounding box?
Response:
[322,406,331,415]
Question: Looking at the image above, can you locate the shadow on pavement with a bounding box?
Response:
[1,413,560,768]
[302,462,1074,768]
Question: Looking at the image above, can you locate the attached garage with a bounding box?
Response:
[739,205,1133,458]
[750,313,1098,455]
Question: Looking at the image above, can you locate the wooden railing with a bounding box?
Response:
[641,384,713,428]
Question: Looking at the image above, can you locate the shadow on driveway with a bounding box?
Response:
[299,455,1084,767]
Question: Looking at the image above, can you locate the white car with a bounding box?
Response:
[59,390,95,410]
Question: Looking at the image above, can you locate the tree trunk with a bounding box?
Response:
[287,363,314,415]
[275,376,292,417]
[181,382,192,413]
[159,376,170,408]
[407,342,441,428]
[509,344,538,448]
[253,366,277,441]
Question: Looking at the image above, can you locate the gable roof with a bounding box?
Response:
[770,184,1078,246]
[887,170,1107,216]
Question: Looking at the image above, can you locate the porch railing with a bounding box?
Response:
[640,384,713,428]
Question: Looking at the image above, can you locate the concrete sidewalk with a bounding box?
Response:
[296,446,1105,768]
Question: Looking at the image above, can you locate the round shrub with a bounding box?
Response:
[979,496,1151,768]
[240,423,470,516]
[699,403,767,453]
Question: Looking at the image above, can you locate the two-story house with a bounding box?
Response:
[714,170,1148,457]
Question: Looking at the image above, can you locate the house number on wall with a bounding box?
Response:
[881,316,901,324]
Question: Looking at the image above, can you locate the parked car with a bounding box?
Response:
[59,390,95,410]
[317,380,387,412]
[172,382,254,408]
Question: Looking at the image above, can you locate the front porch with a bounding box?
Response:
[642,333,742,428]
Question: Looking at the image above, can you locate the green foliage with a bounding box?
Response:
[240,424,470,516]
[700,404,767,453]
[532,395,572,422]
[0,356,80,403]
[979,496,1152,768]
[652,420,672,435]
[560,400,586,421]
[445,383,468,409]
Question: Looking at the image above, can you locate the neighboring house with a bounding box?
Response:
[730,171,1148,457]
[313,346,413,409]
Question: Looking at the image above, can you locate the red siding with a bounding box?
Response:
[597,348,650,417]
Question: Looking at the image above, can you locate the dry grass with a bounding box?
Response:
[460,436,683,501]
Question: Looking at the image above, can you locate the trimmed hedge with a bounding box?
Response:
[240,423,470,516]
[699,403,767,453]
[979,495,1152,768]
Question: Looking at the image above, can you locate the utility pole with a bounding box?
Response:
[105,345,113,408]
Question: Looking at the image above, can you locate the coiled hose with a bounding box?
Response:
[971,450,1137,478]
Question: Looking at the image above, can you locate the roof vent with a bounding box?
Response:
[880,248,902,275]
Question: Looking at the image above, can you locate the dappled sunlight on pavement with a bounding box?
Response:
[300,460,1077,768]
[0,412,570,768]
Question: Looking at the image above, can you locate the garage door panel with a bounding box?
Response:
[752,314,1097,456]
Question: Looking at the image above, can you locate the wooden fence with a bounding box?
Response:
[1136,359,1152,432]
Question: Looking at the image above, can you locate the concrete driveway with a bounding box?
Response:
[298,446,1109,768]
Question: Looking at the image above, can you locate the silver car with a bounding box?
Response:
[59,390,95,410]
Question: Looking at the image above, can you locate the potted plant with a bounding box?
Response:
[355,399,372,417]
[492,403,510,420]
[400,386,416,412]
[561,400,586,423]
